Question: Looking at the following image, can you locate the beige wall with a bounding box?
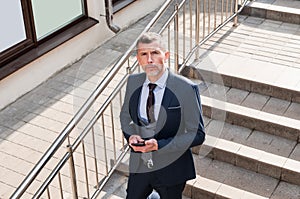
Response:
[0,0,164,110]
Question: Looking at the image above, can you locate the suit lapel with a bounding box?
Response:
[129,73,146,124]
[155,71,177,132]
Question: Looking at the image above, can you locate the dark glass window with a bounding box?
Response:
[0,0,97,80]
[112,0,136,13]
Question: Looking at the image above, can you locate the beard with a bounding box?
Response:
[143,64,164,77]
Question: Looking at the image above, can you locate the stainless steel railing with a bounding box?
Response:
[11,0,249,198]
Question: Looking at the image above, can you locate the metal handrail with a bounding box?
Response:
[10,0,174,198]
[179,0,250,74]
[11,0,251,198]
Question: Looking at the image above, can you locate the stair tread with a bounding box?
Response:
[201,82,300,120]
[190,156,300,199]
[198,133,300,173]
[193,156,278,198]
[199,94,300,141]
[187,174,269,199]
[246,0,300,14]
[189,16,300,101]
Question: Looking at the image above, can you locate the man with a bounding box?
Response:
[120,32,205,199]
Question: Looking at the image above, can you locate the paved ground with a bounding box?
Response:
[1,0,300,198]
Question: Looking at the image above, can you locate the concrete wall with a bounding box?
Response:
[0,0,164,110]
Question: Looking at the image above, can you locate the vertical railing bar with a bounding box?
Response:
[195,0,200,61]
[230,0,234,15]
[67,136,71,146]
[101,115,109,175]
[46,187,51,199]
[81,141,90,199]
[208,0,211,33]
[226,0,229,19]
[234,0,238,26]
[174,3,179,72]
[110,102,117,163]
[189,0,193,52]
[67,145,78,199]
[91,127,99,189]
[168,26,171,67]
[203,0,206,39]
[58,172,64,199]
[183,3,186,59]
[221,0,224,23]
[214,0,217,29]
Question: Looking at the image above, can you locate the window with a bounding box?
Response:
[0,0,27,52]
[112,0,136,13]
[31,0,84,40]
[0,0,97,80]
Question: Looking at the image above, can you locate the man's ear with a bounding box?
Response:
[164,51,170,61]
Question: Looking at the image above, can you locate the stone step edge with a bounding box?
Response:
[114,158,267,199]
[201,95,300,142]
[240,0,300,24]
[182,67,300,103]
[193,134,300,186]
[184,174,268,199]
[97,190,124,199]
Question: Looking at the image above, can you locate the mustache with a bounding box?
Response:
[144,64,160,68]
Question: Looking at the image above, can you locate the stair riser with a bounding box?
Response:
[202,104,300,141]
[192,145,300,186]
[182,67,300,103]
[241,6,300,24]
[184,184,226,199]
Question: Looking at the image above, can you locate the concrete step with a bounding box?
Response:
[200,82,300,122]
[183,67,300,104]
[190,80,300,185]
[115,150,300,199]
[193,132,300,186]
[240,0,300,24]
[99,171,192,198]
[184,175,268,199]
[185,156,300,199]
[200,95,300,141]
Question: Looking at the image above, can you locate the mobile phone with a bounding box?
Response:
[131,141,145,146]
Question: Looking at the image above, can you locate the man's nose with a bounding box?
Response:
[147,54,153,63]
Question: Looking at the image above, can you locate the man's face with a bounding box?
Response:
[136,41,169,79]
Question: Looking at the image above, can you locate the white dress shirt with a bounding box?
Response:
[139,69,168,123]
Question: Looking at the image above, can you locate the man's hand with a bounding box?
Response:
[129,135,158,152]
[129,135,144,145]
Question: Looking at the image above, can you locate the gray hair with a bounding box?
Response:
[136,32,166,51]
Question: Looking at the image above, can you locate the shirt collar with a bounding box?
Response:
[144,69,168,89]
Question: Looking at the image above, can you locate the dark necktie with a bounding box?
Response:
[146,83,157,123]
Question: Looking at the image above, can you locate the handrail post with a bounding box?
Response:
[195,0,200,61]
[174,3,179,72]
[67,145,79,199]
[233,0,239,26]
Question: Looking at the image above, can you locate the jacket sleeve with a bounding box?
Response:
[119,75,136,142]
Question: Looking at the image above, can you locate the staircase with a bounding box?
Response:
[102,0,300,198]
[3,0,300,198]
[180,1,300,198]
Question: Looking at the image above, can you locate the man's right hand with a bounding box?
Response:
[129,135,144,147]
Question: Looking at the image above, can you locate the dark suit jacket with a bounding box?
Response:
[120,70,205,186]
